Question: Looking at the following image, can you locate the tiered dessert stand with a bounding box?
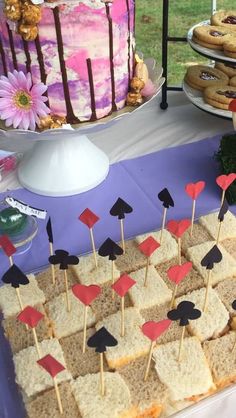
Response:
[183,20,234,120]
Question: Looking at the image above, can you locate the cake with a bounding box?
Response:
[0,0,135,125]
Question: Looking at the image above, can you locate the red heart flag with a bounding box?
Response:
[142,319,172,342]
[167,219,191,238]
[0,235,16,257]
[185,181,205,200]
[17,306,44,328]
[37,354,65,378]
[167,262,192,285]
[79,208,100,229]
[138,236,160,257]
[112,274,136,297]
[216,174,236,191]
[72,284,101,305]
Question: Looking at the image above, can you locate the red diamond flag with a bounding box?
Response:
[72,284,101,305]
[112,274,136,297]
[17,306,44,328]
[138,236,160,258]
[142,319,172,342]
[37,354,65,378]
[79,208,100,229]
[167,219,191,238]
[167,262,192,285]
[0,235,16,257]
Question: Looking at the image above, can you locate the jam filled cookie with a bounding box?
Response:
[215,62,236,78]
[211,11,236,31]
[185,65,229,91]
[230,76,236,87]
[223,38,236,58]
[193,25,234,50]
[204,85,236,110]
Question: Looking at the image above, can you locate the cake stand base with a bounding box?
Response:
[17,134,109,197]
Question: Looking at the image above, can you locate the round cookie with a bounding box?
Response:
[204,85,236,110]
[215,62,236,77]
[223,38,236,58]
[211,11,236,30]
[185,65,229,91]
[193,25,234,49]
[230,76,236,87]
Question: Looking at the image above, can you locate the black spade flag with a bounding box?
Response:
[46,217,53,244]
[201,245,222,270]
[158,188,174,209]
[109,198,133,220]
[87,326,118,353]
[218,199,229,223]
[2,264,29,288]
[98,238,123,261]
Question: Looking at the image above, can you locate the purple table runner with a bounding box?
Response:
[0,132,235,417]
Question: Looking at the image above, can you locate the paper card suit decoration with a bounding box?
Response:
[218,199,229,222]
[49,249,79,270]
[46,217,53,244]
[167,301,201,326]
[17,306,44,328]
[167,262,193,285]
[111,274,136,297]
[98,238,123,260]
[138,236,160,258]
[232,300,236,310]
[229,100,236,112]
[87,326,118,353]
[2,264,29,288]
[142,319,172,342]
[201,245,222,270]
[158,188,174,209]
[109,198,133,220]
[185,181,205,200]
[0,235,16,257]
[79,208,100,229]
[72,284,101,306]
[37,354,65,378]
[216,173,236,191]
[167,219,191,238]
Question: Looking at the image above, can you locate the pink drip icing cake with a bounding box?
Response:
[0,0,135,124]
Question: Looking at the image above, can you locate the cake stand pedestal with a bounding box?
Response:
[18,133,109,197]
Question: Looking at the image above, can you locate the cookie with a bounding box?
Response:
[211,11,236,31]
[204,85,236,110]
[185,65,229,91]
[230,76,236,87]
[215,62,236,77]
[223,38,236,58]
[193,25,234,49]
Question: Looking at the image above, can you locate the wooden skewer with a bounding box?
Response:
[160,207,167,244]
[144,340,155,381]
[144,257,150,287]
[216,221,222,246]
[49,242,55,285]
[121,296,125,337]
[53,376,63,414]
[100,353,105,396]
[170,283,178,309]
[9,255,13,266]
[120,219,125,254]
[15,288,28,330]
[231,335,236,352]
[64,270,70,312]
[203,270,212,313]
[82,305,88,353]
[32,327,42,359]
[111,260,115,299]
[89,227,98,268]
[178,326,185,362]
[190,199,196,237]
[178,238,181,265]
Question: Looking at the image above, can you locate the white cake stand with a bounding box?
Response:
[0,61,164,197]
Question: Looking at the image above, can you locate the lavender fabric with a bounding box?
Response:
[0,133,235,418]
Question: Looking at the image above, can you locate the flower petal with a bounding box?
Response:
[0,107,15,119]
[12,112,22,129]
[31,83,48,97]
[7,72,19,89]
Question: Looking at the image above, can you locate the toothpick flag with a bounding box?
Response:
[157,188,174,244]
[37,354,65,414]
[2,264,29,311]
[185,181,205,237]
[231,300,236,351]
[229,100,236,129]
[0,235,16,266]
[46,217,55,284]
[138,236,160,287]
[98,238,123,298]
[201,245,222,312]
[167,261,192,308]
[17,306,44,358]
[109,198,133,253]
[167,219,191,265]
[79,208,100,268]
[111,274,136,337]
[72,284,101,353]
[216,199,229,245]
[142,319,171,381]
[216,173,236,205]
[49,250,79,312]
[167,301,201,362]
[87,327,118,396]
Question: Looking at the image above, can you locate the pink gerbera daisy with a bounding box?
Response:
[0,70,50,130]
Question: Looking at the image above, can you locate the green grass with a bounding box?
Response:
[135,0,233,85]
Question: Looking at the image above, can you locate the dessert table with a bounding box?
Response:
[0,92,235,418]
